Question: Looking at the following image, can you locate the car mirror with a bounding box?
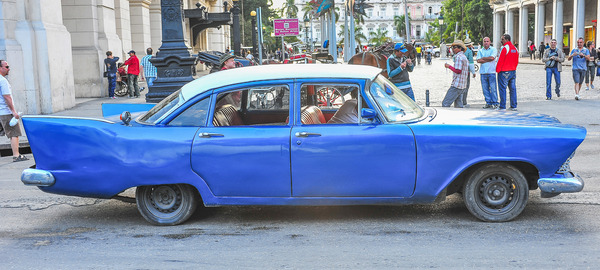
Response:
[361,108,377,120]
[120,111,132,126]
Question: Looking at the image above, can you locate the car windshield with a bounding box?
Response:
[138,89,184,124]
[369,75,424,122]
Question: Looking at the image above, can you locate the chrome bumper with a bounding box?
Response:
[538,172,584,198]
[21,168,55,187]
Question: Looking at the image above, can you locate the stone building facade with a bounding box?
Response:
[491,0,599,55]
[0,0,231,114]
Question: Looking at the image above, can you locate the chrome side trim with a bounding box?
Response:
[538,172,584,194]
[21,169,55,186]
[22,115,114,124]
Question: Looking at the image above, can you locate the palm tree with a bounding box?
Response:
[302,0,317,20]
[368,28,391,47]
[338,24,367,47]
[393,13,411,39]
[282,0,299,18]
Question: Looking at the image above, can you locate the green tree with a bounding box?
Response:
[441,0,493,44]
[282,0,299,18]
[393,14,411,39]
[241,0,279,51]
[338,22,367,47]
[368,28,391,47]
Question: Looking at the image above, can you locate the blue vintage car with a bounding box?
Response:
[21,65,585,225]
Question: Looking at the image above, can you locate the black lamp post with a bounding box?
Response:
[438,15,444,46]
[304,18,310,53]
[231,0,241,56]
[251,11,257,57]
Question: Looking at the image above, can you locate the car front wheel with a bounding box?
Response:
[463,163,529,222]
[136,184,198,225]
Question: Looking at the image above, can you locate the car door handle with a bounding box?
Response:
[199,132,224,138]
[295,132,321,137]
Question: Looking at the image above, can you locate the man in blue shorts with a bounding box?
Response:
[567,37,590,100]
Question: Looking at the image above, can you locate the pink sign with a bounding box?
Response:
[273,19,300,36]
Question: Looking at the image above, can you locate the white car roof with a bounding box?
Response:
[180,64,382,100]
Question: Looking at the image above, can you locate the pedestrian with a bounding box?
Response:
[463,38,477,107]
[539,42,545,58]
[123,50,141,98]
[416,45,422,65]
[386,42,415,101]
[104,51,119,99]
[476,37,499,109]
[140,47,157,87]
[219,53,236,71]
[529,43,536,60]
[567,37,590,100]
[585,41,596,90]
[496,34,519,110]
[0,60,28,162]
[542,39,564,100]
[442,40,469,108]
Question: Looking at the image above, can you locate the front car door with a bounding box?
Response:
[290,79,417,197]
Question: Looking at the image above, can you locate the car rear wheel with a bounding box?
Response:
[463,163,528,222]
[136,184,198,225]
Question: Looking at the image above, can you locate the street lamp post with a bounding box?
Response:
[231,0,241,56]
[438,15,444,46]
[251,11,257,57]
[304,18,310,53]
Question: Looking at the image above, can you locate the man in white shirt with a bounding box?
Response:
[476,37,499,109]
[0,60,28,162]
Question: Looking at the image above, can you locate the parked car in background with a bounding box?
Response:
[21,65,586,225]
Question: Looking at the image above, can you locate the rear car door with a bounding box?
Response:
[190,81,293,197]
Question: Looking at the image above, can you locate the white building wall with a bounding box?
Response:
[1,0,76,114]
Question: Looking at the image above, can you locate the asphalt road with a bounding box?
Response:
[0,60,599,269]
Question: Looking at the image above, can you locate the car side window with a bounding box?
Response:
[168,97,210,127]
[299,83,363,125]
[212,85,290,127]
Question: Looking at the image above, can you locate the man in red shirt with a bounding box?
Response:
[496,34,519,110]
[123,50,141,98]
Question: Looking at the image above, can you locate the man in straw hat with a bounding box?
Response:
[442,40,469,108]
[210,53,237,74]
[219,53,236,71]
[496,34,519,110]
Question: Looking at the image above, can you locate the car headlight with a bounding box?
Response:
[556,151,575,173]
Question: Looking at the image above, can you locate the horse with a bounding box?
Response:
[347,42,417,78]
[348,51,389,78]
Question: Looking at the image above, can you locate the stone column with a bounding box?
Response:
[493,10,504,50]
[2,0,75,114]
[534,1,545,48]
[207,1,227,51]
[97,0,123,61]
[150,0,162,51]
[506,8,515,41]
[519,5,528,56]
[62,0,106,98]
[115,0,132,57]
[553,0,563,49]
[129,0,152,54]
[572,0,585,48]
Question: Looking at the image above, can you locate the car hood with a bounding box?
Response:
[425,108,582,129]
